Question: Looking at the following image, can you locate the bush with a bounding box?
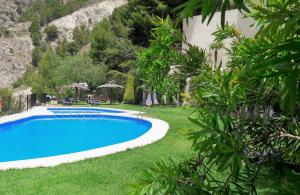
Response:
[123,74,135,104]
[32,47,43,66]
[0,27,12,38]
[0,88,12,114]
[20,0,91,24]
[44,25,58,41]
[29,18,42,46]
[73,24,90,47]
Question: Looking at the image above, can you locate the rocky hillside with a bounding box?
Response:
[0,0,127,88]
[0,0,18,30]
[47,0,127,42]
[0,0,33,88]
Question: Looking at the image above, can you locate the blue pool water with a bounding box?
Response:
[47,107,123,114]
[0,115,151,162]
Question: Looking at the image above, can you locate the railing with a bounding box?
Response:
[0,94,38,116]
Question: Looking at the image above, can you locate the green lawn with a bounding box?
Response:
[0,105,197,195]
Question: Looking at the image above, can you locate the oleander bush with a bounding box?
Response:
[132,0,300,194]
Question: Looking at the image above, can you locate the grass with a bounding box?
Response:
[0,104,198,195]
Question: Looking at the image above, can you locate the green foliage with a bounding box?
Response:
[19,51,107,94]
[29,18,42,46]
[0,88,13,114]
[66,41,80,55]
[90,19,116,63]
[73,24,90,48]
[54,54,108,89]
[123,74,135,104]
[55,25,89,57]
[0,27,12,38]
[137,16,183,104]
[29,18,46,66]
[32,47,43,67]
[213,24,242,43]
[44,25,58,41]
[55,38,70,57]
[13,68,38,89]
[133,0,300,194]
[181,45,207,78]
[107,70,127,85]
[90,18,136,70]
[178,0,248,26]
[33,48,58,94]
[20,0,91,25]
[0,88,12,97]
[112,0,184,46]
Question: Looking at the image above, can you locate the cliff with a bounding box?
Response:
[0,0,33,88]
[0,0,127,88]
[47,0,127,42]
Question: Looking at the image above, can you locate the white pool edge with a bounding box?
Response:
[0,107,169,170]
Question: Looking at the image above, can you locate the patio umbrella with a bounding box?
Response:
[61,82,89,104]
[97,83,124,104]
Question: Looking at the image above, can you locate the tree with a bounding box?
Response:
[55,38,70,57]
[137,16,182,105]
[20,0,91,25]
[44,25,59,41]
[123,74,135,104]
[33,48,57,94]
[32,47,43,66]
[29,18,42,46]
[90,19,115,63]
[90,18,136,71]
[115,0,185,46]
[73,24,90,47]
[54,54,108,89]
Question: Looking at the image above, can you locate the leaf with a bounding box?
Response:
[280,70,299,114]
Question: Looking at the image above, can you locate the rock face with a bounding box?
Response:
[0,0,33,88]
[0,34,33,87]
[47,0,127,42]
[0,0,127,88]
[0,0,19,29]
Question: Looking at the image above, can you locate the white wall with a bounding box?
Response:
[183,9,259,69]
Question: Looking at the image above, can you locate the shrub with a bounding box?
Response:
[29,18,42,46]
[32,47,43,66]
[44,25,58,41]
[0,88,12,114]
[123,74,135,104]
[0,27,12,38]
[73,24,90,47]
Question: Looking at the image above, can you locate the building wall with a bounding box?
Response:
[182,9,259,69]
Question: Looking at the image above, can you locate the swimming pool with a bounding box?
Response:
[0,107,168,169]
[0,115,151,162]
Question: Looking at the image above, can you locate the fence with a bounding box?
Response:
[0,94,40,116]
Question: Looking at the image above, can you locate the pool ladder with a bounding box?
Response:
[137,111,145,119]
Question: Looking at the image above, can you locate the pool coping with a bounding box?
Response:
[0,106,169,170]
